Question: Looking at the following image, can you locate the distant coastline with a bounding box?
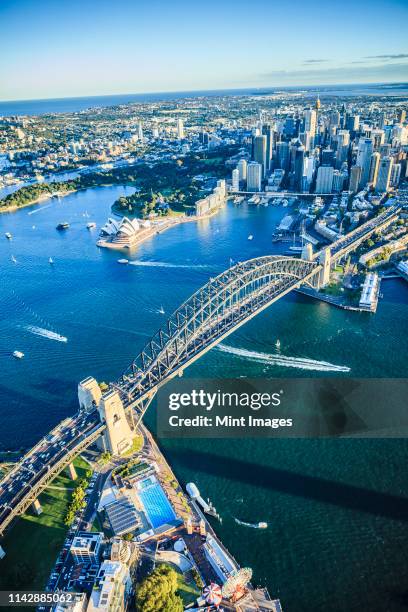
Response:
[1,82,408,116]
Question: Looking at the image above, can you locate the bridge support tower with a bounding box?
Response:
[318,247,332,288]
[66,463,77,480]
[78,377,102,412]
[98,390,136,456]
[32,499,43,516]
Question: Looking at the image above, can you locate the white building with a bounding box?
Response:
[177,118,184,139]
[237,158,247,181]
[70,532,103,565]
[87,561,131,612]
[359,272,380,312]
[232,168,240,191]
[247,162,262,191]
[315,165,334,193]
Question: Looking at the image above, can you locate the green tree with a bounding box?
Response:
[135,565,183,612]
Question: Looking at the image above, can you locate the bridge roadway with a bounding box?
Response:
[0,204,401,540]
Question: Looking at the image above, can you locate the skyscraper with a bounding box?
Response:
[262,124,274,173]
[356,138,374,188]
[368,152,381,186]
[304,109,317,134]
[232,168,240,191]
[253,135,267,177]
[247,162,262,191]
[276,141,290,172]
[237,158,247,181]
[315,165,334,193]
[375,157,394,192]
[349,165,362,193]
[294,145,305,191]
[177,118,185,139]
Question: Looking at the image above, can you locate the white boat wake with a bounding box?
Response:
[234,517,268,529]
[25,325,68,343]
[218,344,350,372]
[128,260,208,269]
[27,204,52,215]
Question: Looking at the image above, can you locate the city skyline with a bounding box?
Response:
[1,0,408,101]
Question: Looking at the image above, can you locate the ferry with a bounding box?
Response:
[13,351,24,359]
[5,232,12,239]
[117,259,129,264]
[56,222,70,230]
[86,222,96,229]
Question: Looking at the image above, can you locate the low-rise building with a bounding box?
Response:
[70,532,103,565]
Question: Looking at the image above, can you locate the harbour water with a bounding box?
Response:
[0,186,408,611]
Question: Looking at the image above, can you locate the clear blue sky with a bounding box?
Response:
[0,0,407,101]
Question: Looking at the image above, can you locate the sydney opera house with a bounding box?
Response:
[97,216,152,248]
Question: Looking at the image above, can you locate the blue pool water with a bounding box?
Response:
[138,479,176,529]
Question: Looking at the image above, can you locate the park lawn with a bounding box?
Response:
[121,434,144,457]
[0,456,91,592]
[176,570,201,606]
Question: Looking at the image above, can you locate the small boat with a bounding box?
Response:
[56,222,69,230]
[49,257,54,264]
[5,232,12,239]
[86,222,96,229]
[13,351,24,359]
[248,235,253,240]
[158,306,165,314]
[11,255,17,263]
[276,339,281,349]
[258,522,268,529]
[117,259,129,264]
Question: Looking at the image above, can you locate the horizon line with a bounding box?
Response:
[1,80,408,105]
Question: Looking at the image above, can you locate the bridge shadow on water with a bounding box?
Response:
[168,447,408,522]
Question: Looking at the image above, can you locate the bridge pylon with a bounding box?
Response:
[97,389,136,456]
[78,377,102,412]
[317,247,332,288]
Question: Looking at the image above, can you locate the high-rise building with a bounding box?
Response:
[304,109,317,134]
[356,138,374,188]
[87,561,131,612]
[391,163,402,187]
[247,162,262,191]
[253,135,267,177]
[177,118,184,139]
[137,122,144,141]
[322,148,335,167]
[232,168,240,191]
[237,158,247,181]
[262,124,274,173]
[294,145,305,191]
[315,165,334,193]
[375,157,394,192]
[345,114,360,134]
[368,152,381,186]
[276,141,290,172]
[349,165,362,193]
[329,110,341,129]
[397,109,406,123]
[71,532,103,565]
[332,170,345,193]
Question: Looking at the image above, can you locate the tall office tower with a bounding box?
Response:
[397,109,406,123]
[138,122,144,141]
[304,109,317,134]
[237,158,247,181]
[276,141,290,172]
[322,148,335,167]
[253,135,267,177]
[294,145,305,191]
[177,118,185,139]
[349,165,362,193]
[302,156,315,191]
[283,117,296,137]
[332,170,345,192]
[371,129,385,148]
[232,168,240,191]
[247,162,262,191]
[391,163,402,187]
[345,114,360,134]
[380,143,391,157]
[368,152,381,186]
[334,130,350,168]
[315,165,334,193]
[330,110,341,129]
[375,157,394,192]
[262,124,274,173]
[356,138,374,188]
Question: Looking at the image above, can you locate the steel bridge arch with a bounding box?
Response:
[116,256,319,407]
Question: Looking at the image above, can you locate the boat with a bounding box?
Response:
[158,306,165,314]
[13,351,24,359]
[276,339,281,349]
[11,255,17,263]
[49,257,54,264]
[117,259,129,264]
[234,517,268,529]
[56,222,69,230]
[258,522,268,529]
[5,232,12,239]
[248,235,253,240]
[86,222,96,229]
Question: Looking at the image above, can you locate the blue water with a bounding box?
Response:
[138,479,176,529]
[0,186,408,610]
[1,83,407,116]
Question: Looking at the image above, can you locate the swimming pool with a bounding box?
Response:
[138,478,176,529]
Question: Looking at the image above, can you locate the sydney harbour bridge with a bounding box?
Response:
[0,204,400,540]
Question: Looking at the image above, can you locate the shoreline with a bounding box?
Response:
[0,188,77,215]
